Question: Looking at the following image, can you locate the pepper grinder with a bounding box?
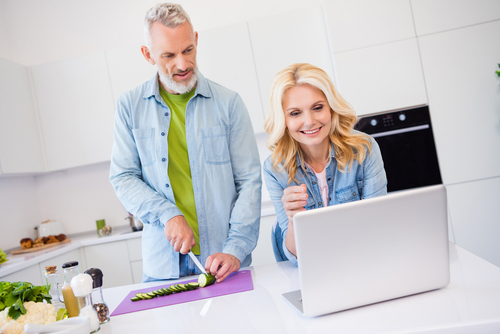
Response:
[84,268,110,324]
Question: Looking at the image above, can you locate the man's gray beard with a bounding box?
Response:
[158,66,199,95]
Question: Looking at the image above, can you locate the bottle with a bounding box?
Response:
[61,261,80,318]
[44,266,64,311]
[71,273,100,333]
[85,268,110,324]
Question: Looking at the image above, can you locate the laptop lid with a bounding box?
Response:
[287,185,450,317]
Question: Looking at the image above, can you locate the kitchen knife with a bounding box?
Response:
[188,251,207,274]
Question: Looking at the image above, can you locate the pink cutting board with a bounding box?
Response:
[111,270,253,316]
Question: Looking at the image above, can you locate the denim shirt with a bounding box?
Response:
[109,73,262,279]
[263,136,387,264]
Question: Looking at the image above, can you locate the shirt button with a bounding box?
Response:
[353,192,356,196]
[328,178,331,181]
[164,112,169,116]
[329,197,331,201]
[165,184,170,188]
[162,158,166,162]
[318,202,322,205]
[312,181,316,185]
[161,132,165,136]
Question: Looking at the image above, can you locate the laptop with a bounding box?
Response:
[283,184,450,317]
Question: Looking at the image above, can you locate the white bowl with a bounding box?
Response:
[24,316,90,334]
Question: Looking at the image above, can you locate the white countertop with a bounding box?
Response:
[0,225,142,277]
[98,242,500,334]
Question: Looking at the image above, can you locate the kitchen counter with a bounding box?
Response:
[0,225,142,278]
[99,242,500,334]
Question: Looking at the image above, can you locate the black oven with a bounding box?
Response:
[354,105,442,193]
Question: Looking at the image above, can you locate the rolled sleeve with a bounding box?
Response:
[362,138,388,199]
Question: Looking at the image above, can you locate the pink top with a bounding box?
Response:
[305,162,329,207]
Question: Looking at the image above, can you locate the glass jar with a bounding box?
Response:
[44,266,64,311]
[71,273,100,333]
[61,261,80,318]
[85,268,110,324]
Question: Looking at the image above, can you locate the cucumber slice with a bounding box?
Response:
[187,282,199,289]
[135,293,144,298]
[198,273,216,287]
[141,293,153,299]
[161,288,170,294]
[146,292,156,298]
[131,297,141,302]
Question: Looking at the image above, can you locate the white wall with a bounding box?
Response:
[0,176,41,250]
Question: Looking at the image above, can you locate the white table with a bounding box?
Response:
[99,242,500,334]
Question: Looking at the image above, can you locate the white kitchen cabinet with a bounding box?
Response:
[418,20,500,184]
[411,0,500,36]
[31,52,115,171]
[130,260,143,284]
[0,57,45,174]
[38,248,87,287]
[248,6,336,116]
[1,265,43,286]
[251,214,276,267]
[197,22,265,133]
[447,177,500,268]
[324,0,415,53]
[105,46,157,107]
[126,238,142,262]
[83,240,133,289]
[334,38,427,116]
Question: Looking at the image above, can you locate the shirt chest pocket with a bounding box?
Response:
[132,128,156,167]
[202,126,230,165]
[336,181,363,204]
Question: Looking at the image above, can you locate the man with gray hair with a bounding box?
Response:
[110,3,261,283]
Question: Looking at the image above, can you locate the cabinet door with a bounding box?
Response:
[105,46,157,107]
[38,248,87,287]
[447,177,500,268]
[324,0,415,53]
[418,20,500,184]
[126,238,142,262]
[411,0,500,36]
[31,52,115,171]
[248,6,336,116]
[1,265,43,286]
[197,22,265,133]
[334,38,427,116]
[83,240,133,289]
[130,260,143,284]
[0,57,45,173]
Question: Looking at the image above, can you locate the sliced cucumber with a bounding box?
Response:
[146,292,156,298]
[198,273,216,287]
[187,282,199,289]
[131,297,141,302]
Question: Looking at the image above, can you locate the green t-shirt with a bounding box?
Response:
[160,86,200,255]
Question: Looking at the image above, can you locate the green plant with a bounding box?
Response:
[497,64,500,77]
[0,281,52,320]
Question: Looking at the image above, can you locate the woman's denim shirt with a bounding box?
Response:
[263,135,387,264]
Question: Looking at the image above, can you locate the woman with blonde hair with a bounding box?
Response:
[263,63,387,264]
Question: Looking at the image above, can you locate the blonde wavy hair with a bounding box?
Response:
[264,63,372,185]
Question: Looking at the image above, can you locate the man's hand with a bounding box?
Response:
[205,253,241,283]
[282,184,308,222]
[164,215,195,254]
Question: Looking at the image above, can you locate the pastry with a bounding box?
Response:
[56,234,67,241]
[20,238,33,249]
[46,235,59,244]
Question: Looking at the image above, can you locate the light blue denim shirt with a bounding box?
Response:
[263,136,387,264]
[109,73,262,279]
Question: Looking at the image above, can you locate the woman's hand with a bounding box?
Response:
[281,184,308,222]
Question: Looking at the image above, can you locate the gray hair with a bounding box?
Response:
[144,3,193,48]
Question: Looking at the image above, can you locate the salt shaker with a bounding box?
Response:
[85,268,110,324]
[71,273,100,333]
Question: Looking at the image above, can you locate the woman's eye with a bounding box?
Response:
[290,111,300,117]
[313,105,323,111]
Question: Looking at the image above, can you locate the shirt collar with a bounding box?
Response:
[142,71,212,102]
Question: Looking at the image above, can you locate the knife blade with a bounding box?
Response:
[188,251,207,274]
